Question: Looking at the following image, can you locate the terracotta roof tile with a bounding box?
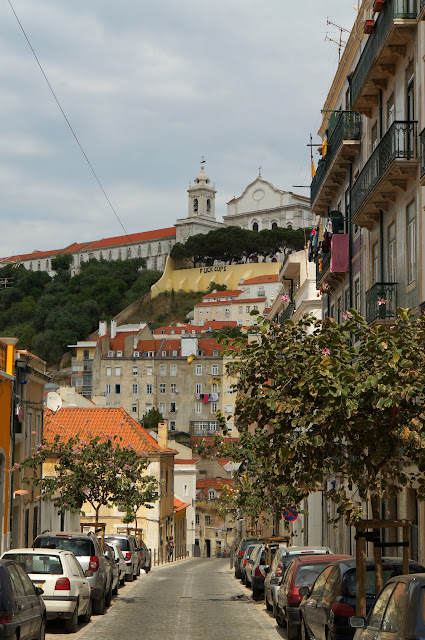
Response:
[195,297,266,307]
[241,274,279,285]
[203,290,242,299]
[87,227,176,249]
[174,459,200,465]
[44,407,176,455]
[174,497,190,513]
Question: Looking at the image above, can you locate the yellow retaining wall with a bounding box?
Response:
[151,257,282,298]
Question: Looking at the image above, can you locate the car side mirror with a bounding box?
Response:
[349,617,365,629]
[298,586,311,596]
[115,558,120,564]
[35,587,44,596]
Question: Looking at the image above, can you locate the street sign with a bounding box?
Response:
[283,506,298,522]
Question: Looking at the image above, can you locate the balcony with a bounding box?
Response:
[279,302,295,323]
[366,282,398,324]
[311,111,362,214]
[419,0,425,19]
[351,121,418,229]
[351,0,417,115]
[316,235,349,292]
[420,128,425,183]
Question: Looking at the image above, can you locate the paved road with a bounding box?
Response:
[47,559,285,640]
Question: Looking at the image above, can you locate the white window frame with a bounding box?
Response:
[196,364,202,376]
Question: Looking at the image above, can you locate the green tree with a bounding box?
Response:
[17,433,158,526]
[51,253,73,273]
[140,408,163,430]
[206,281,228,294]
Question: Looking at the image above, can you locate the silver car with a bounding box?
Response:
[103,535,140,581]
[264,546,332,618]
[109,542,127,586]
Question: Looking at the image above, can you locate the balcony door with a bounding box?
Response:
[406,60,415,156]
[387,223,396,283]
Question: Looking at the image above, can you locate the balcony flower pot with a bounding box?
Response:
[373,0,385,11]
[364,19,375,34]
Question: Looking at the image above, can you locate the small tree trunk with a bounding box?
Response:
[371,495,383,596]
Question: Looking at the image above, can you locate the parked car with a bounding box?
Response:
[244,544,263,589]
[33,531,111,615]
[299,557,425,640]
[0,558,46,640]
[349,573,425,639]
[2,548,91,632]
[265,546,332,615]
[240,545,257,585]
[276,554,352,639]
[234,537,263,579]
[102,544,119,597]
[103,535,140,581]
[108,542,127,586]
[249,545,279,601]
[136,540,151,573]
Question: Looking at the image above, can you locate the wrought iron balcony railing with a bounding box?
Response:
[351,0,418,107]
[316,251,331,288]
[279,302,295,323]
[311,111,362,206]
[365,282,398,324]
[420,128,425,179]
[351,121,418,219]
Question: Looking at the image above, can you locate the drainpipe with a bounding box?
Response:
[349,163,353,308]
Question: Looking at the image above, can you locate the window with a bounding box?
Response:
[213,349,219,357]
[171,383,177,394]
[207,198,211,212]
[388,222,396,282]
[225,307,230,317]
[116,351,122,358]
[133,366,138,376]
[132,383,138,394]
[183,484,188,496]
[330,304,335,319]
[252,222,259,232]
[172,350,177,357]
[211,383,218,394]
[108,351,115,357]
[225,405,233,413]
[193,198,198,212]
[387,92,395,128]
[368,583,396,629]
[253,305,258,311]
[344,288,350,312]
[371,121,378,151]
[83,349,90,359]
[160,364,166,377]
[195,514,200,525]
[106,366,111,376]
[170,402,176,413]
[205,515,211,525]
[407,201,416,284]
[246,306,250,313]
[196,383,202,394]
[195,402,202,414]
[159,402,166,414]
[170,364,177,376]
[372,242,379,284]
[196,364,202,376]
[170,421,176,430]
[212,364,218,375]
[238,306,243,314]
[160,383,166,394]
[226,385,233,394]
[337,296,342,324]
[271,221,278,229]
[115,384,121,394]
[115,366,121,377]
[133,351,140,358]
[146,366,153,376]
[131,404,138,414]
[354,278,361,313]
[146,383,152,394]
[381,582,408,632]
[208,489,216,500]
[211,402,218,413]
[105,384,111,394]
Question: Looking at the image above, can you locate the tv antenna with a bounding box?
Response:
[325,18,350,63]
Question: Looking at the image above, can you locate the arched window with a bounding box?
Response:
[138,246,141,256]
[252,222,259,232]
[193,198,198,212]
[100,252,103,260]
[29,262,32,271]
[37,261,41,270]
[148,244,151,255]
[108,250,112,260]
[127,248,131,258]
[46,260,49,270]
[271,221,278,229]
[118,249,122,260]
[158,243,161,254]
[207,199,211,212]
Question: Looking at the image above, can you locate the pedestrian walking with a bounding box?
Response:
[167,536,174,562]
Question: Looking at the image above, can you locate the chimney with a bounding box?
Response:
[111,320,117,339]
[158,422,168,449]
[98,321,108,337]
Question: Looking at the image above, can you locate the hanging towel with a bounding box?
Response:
[203,394,209,403]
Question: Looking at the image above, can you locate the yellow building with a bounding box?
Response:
[0,338,17,553]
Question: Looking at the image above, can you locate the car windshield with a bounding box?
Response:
[35,537,93,557]
[105,538,129,551]
[344,566,407,597]
[5,553,63,575]
[294,563,331,587]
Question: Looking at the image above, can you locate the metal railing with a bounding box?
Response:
[311,111,362,206]
[365,282,398,323]
[279,302,295,323]
[421,0,425,11]
[351,0,418,105]
[351,121,418,218]
[316,251,331,287]
[420,128,425,178]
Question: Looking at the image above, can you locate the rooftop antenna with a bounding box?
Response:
[325,18,350,63]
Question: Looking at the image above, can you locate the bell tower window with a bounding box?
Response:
[207,199,211,212]
[194,198,198,212]
[252,222,259,232]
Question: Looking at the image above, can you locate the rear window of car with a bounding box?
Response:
[343,566,415,598]
[5,553,63,575]
[105,538,129,551]
[294,563,332,587]
[34,537,93,557]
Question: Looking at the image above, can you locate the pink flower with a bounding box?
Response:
[321,348,330,356]
[342,311,353,320]
[377,298,389,306]
[280,294,290,302]
[238,446,243,449]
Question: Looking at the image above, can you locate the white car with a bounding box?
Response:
[2,548,91,632]
[108,542,127,586]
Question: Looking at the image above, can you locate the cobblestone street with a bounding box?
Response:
[46,559,285,640]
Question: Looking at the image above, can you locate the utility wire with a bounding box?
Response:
[7,0,136,248]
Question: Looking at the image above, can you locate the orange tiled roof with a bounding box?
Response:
[174,459,200,465]
[174,497,190,513]
[87,228,176,249]
[196,478,234,499]
[44,407,176,455]
[203,290,242,299]
[195,297,266,307]
[241,274,279,285]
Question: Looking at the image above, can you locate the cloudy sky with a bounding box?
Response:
[1,0,358,259]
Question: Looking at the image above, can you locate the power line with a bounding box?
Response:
[7,0,136,249]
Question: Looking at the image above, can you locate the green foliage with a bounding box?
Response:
[170,226,308,264]
[17,433,158,524]
[140,408,163,429]
[0,260,161,365]
[212,325,244,340]
[206,281,228,294]
[198,309,425,524]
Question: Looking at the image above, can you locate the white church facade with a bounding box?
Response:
[3,164,313,276]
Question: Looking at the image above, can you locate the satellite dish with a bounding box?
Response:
[46,392,62,412]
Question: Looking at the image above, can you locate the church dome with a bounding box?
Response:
[194,163,210,184]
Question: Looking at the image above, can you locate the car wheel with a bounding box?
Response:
[287,619,297,640]
[92,593,105,616]
[112,581,118,596]
[120,575,125,586]
[246,578,251,588]
[80,598,92,623]
[105,584,113,607]
[276,607,286,629]
[266,596,273,611]
[65,603,79,633]
[38,617,46,640]
[301,618,310,640]
[126,571,134,582]
[252,587,261,601]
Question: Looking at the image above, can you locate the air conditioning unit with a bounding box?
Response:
[175,389,179,394]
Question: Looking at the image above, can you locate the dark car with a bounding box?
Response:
[240,545,257,585]
[0,559,46,640]
[234,537,263,579]
[276,554,351,639]
[349,573,425,639]
[300,557,425,640]
[136,540,151,573]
